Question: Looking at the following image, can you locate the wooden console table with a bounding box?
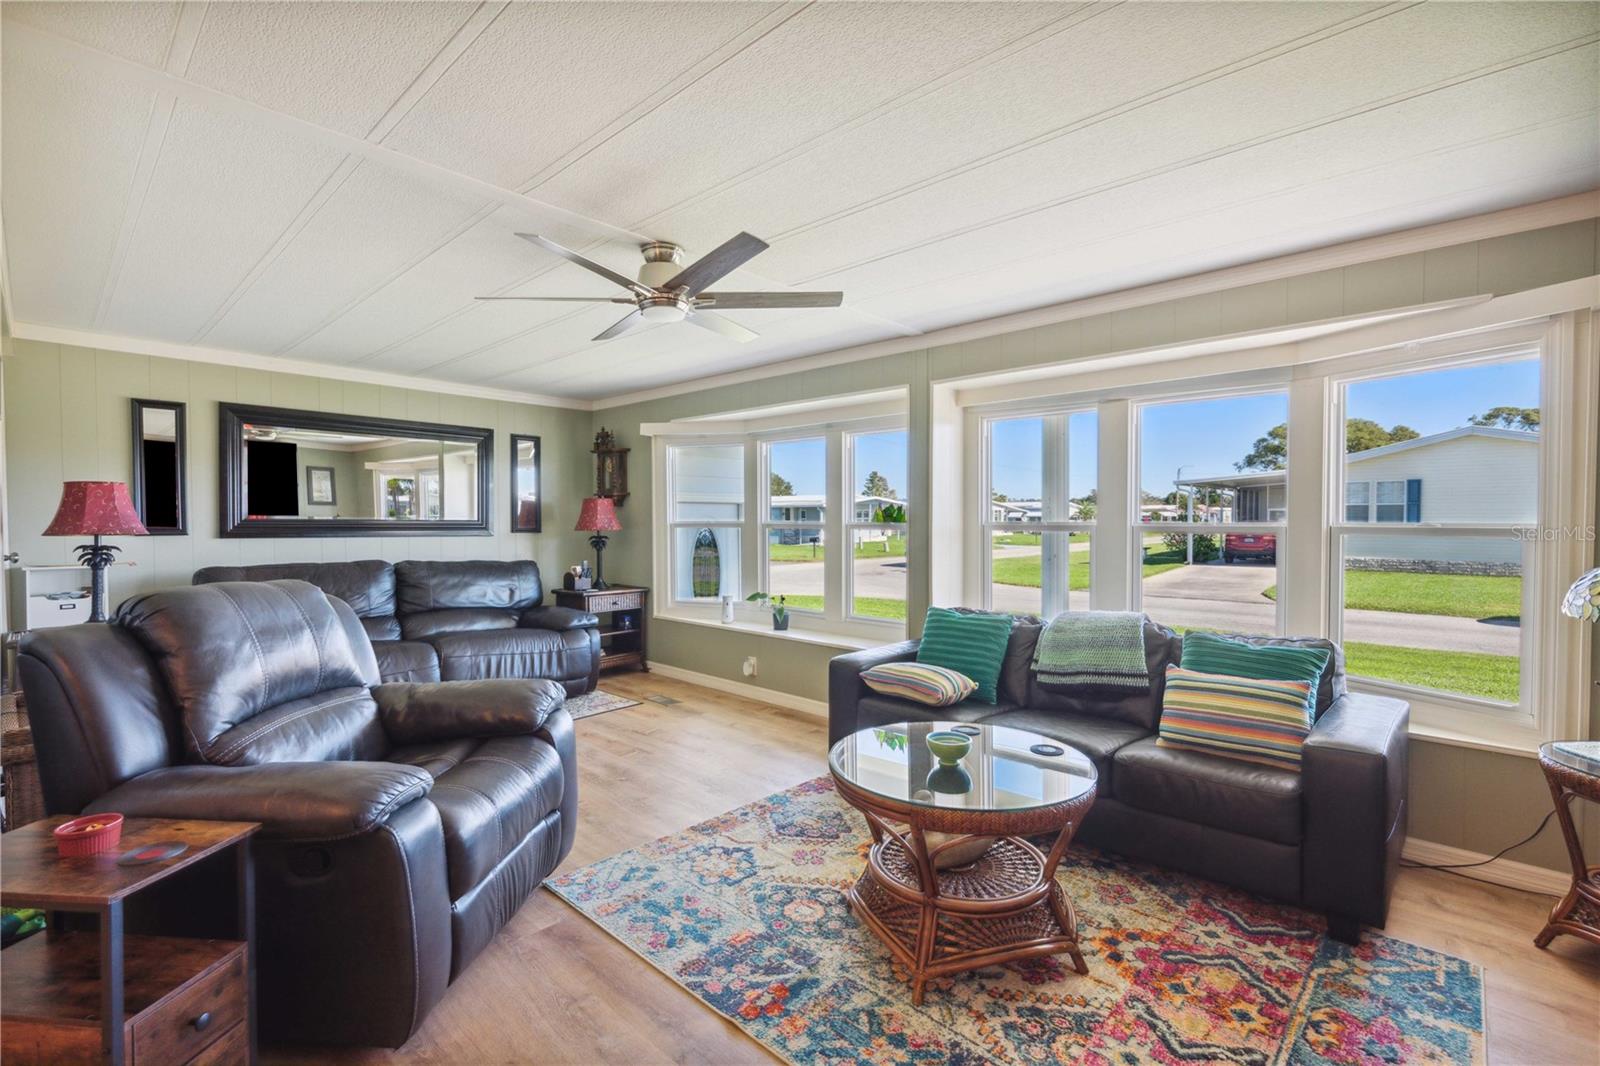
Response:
[1,816,258,1065]
[1535,742,1600,950]
[555,585,648,674]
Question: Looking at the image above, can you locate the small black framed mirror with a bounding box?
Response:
[511,434,541,532]
[131,399,187,535]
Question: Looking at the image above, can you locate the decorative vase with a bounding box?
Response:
[925,731,972,766]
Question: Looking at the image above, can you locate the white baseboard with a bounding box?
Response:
[647,663,829,720]
[1402,838,1568,896]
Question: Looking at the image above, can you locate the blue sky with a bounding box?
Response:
[987,358,1539,500]
[769,430,908,497]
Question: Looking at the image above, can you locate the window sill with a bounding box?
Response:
[1348,678,1542,757]
[652,610,898,651]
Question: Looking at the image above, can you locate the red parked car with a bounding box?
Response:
[1223,533,1276,564]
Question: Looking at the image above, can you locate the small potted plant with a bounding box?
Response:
[746,591,790,631]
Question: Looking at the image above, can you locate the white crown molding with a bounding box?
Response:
[1402,838,1568,897]
[5,321,593,411]
[592,190,1600,409]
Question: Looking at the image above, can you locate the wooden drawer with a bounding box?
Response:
[584,590,644,613]
[185,1021,248,1066]
[131,944,247,1066]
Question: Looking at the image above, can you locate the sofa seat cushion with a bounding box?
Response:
[426,735,564,898]
[387,738,481,779]
[372,640,441,684]
[402,608,521,641]
[427,628,594,683]
[855,695,1010,734]
[973,709,1149,795]
[1113,736,1303,845]
[361,616,402,642]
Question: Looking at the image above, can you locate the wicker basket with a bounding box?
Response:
[2,691,46,831]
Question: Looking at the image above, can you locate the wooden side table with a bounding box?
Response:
[1535,742,1600,949]
[1,816,259,1065]
[555,585,648,674]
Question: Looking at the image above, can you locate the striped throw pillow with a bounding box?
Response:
[1157,665,1313,772]
[917,607,1013,704]
[860,663,977,707]
[1179,631,1329,715]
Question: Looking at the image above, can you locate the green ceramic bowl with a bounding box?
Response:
[926,731,972,766]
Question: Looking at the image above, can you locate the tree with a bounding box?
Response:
[1236,419,1420,470]
[769,472,795,497]
[862,470,895,499]
[990,491,1010,502]
[1469,406,1540,431]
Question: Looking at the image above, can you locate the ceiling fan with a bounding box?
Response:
[477,232,842,343]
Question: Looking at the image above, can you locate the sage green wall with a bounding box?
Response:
[601,217,1600,872]
[4,339,595,600]
[295,447,361,518]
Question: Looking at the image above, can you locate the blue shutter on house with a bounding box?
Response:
[1405,479,1422,523]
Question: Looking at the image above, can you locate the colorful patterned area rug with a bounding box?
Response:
[549,777,1485,1065]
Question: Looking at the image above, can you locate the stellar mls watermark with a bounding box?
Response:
[1512,525,1596,542]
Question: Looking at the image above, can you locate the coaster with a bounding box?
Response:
[952,725,981,736]
[116,841,189,866]
[1029,743,1065,757]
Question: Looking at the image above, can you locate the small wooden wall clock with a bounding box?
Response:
[593,427,629,507]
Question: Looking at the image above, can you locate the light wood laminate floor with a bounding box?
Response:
[275,673,1600,1066]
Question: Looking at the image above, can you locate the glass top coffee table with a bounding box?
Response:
[828,721,1098,1003]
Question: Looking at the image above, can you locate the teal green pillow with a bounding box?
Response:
[916,607,1012,704]
[1179,631,1330,714]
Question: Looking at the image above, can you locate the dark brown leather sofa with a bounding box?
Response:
[192,559,601,695]
[828,615,1409,943]
[19,580,578,1047]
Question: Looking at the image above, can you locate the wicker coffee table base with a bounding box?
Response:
[833,775,1097,1005]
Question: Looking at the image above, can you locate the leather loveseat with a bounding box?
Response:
[829,614,1409,943]
[192,559,600,695]
[19,580,577,1047]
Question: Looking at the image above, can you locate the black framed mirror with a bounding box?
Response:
[510,434,541,533]
[220,403,493,537]
[131,398,187,535]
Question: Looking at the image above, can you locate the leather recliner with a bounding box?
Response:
[192,559,602,695]
[19,579,578,1048]
[829,615,1409,944]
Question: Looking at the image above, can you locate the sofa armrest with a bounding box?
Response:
[520,606,599,631]
[85,761,433,841]
[1301,692,1409,934]
[373,678,565,746]
[827,640,920,746]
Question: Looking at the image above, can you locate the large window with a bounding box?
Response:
[660,415,909,637]
[1336,356,1540,705]
[981,411,1096,617]
[849,429,909,621]
[668,443,744,603]
[1135,391,1288,637]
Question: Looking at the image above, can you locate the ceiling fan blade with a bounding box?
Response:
[475,295,633,302]
[695,291,843,309]
[663,232,769,297]
[516,234,649,296]
[686,309,757,343]
[593,309,645,342]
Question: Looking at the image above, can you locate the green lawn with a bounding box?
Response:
[769,535,906,562]
[780,594,906,621]
[1342,640,1518,703]
[1263,570,1521,621]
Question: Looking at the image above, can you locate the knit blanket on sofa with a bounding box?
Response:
[1032,610,1149,690]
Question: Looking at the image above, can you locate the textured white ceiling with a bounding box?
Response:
[3,1,1596,401]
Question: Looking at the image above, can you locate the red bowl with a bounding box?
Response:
[53,813,124,857]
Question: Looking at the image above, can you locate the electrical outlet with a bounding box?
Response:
[742,656,758,678]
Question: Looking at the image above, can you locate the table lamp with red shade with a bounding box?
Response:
[43,481,148,622]
[575,496,621,590]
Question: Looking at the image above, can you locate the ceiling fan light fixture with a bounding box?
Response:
[639,294,690,323]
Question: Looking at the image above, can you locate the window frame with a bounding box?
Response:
[976,408,1097,618]
[664,438,748,606]
[759,433,829,618]
[844,427,910,624]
